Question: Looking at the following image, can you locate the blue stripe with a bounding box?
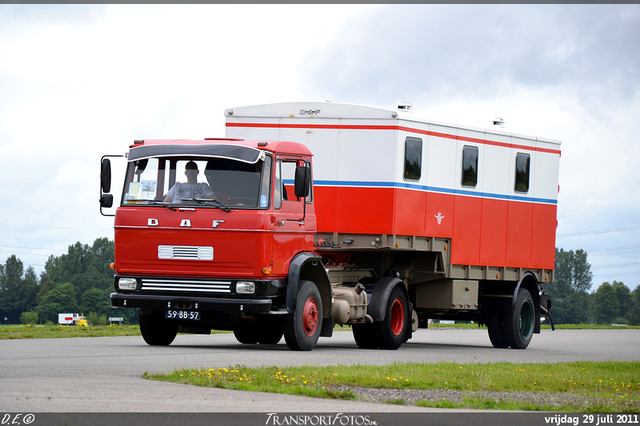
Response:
[313,180,557,205]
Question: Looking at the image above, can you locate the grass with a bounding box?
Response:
[2,322,636,340]
[145,361,640,412]
[429,323,640,330]
[0,323,142,339]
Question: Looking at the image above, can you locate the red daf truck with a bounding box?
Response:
[100,101,559,351]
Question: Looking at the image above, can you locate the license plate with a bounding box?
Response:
[165,309,200,321]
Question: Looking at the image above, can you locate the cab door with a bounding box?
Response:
[271,157,314,274]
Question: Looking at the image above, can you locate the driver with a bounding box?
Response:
[164,161,215,203]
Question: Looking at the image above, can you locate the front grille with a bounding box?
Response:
[141,278,232,294]
[158,245,214,260]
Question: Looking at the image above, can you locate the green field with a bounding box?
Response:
[0,323,142,339]
[2,322,637,340]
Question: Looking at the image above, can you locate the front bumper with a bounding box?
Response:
[110,293,274,313]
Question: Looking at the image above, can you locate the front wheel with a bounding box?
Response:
[284,280,322,351]
[233,327,258,344]
[233,317,283,345]
[139,309,178,346]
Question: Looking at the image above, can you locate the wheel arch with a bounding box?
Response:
[367,277,412,323]
[367,277,412,345]
[285,252,331,318]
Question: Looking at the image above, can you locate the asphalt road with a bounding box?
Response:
[1,328,638,413]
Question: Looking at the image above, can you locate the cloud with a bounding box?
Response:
[0,4,637,286]
[297,4,640,287]
[301,5,640,109]
[0,4,368,270]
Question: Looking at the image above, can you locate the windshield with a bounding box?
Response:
[122,155,272,209]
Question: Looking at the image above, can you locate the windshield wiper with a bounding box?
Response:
[180,198,232,212]
[147,201,177,211]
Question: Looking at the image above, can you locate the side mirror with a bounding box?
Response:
[100,194,113,208]
[99,154,123,217]
[101,159,112,193]
[294,166,310,199]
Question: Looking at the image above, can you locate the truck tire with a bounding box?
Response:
[352,323,378,349]
[375,285,409,350]
[139,309,178,346]
[233,327,259,344]
[486,312,509,349]
[233,317,283,345]
[257,316,284,345]
[284,280,322,351]
[505,288,535,349]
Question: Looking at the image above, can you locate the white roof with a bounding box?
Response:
[225,101,561,146]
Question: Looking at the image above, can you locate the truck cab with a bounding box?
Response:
[103,138,332,350]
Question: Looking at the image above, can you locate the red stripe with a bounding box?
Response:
[226,122,561,155]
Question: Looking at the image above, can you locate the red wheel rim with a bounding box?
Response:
[303,297,319,337]
[390,298,405,336]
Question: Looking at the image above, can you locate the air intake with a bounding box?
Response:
[158,245,214,260]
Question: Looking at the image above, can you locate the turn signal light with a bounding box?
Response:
[261,267,272,275]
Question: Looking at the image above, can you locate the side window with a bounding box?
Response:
[461,145,478,187]
[515,153,530,193]
[404,137,422,181]
[274,159,300,209]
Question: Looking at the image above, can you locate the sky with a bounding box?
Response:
[0,4,638,292]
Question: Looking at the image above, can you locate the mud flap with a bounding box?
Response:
[540,291,555,331]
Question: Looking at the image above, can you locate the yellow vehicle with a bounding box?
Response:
[58,313,89,327]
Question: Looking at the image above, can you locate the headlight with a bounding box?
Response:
[117,278,137,290]
[236,282,255,294]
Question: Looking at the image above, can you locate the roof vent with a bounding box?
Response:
[396,101,413,113]
[491,117,505,128]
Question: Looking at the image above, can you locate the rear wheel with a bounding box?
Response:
[139,309,178,346]
[284,280,322,351]
[375,285,409,350]
[486,312,509,349]
[505,288,535,349]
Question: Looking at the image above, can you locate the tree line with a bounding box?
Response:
[0,238,136,326]
[0,242,638,325]
[546,248,640,325]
